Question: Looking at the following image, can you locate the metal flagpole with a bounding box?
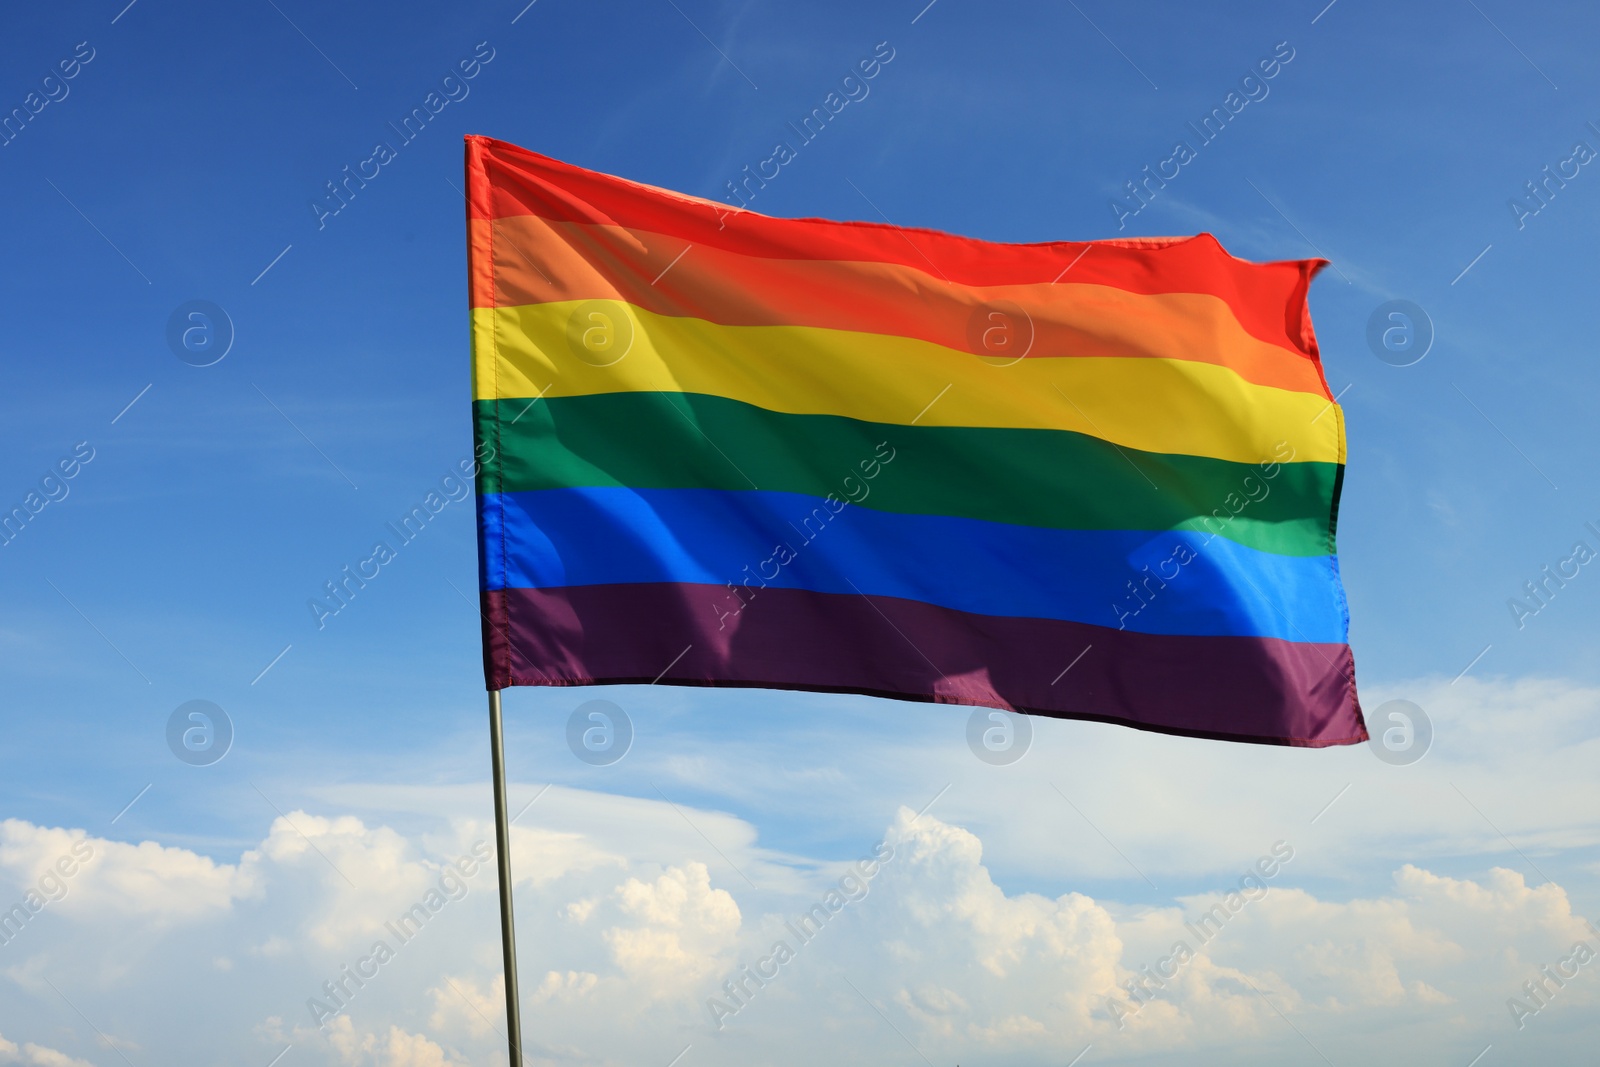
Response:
[488,688,524,1066]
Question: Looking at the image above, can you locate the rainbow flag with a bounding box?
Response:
[465,136,1364,747]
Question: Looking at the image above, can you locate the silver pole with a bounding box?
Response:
[488,688,524,1065]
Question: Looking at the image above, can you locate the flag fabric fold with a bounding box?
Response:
[466,134,1364,747]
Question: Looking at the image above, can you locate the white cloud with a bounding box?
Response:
[427,974,502,1037]
[317,1017,463,1067]
[604,862,741,991]
[562,898,598,924]
[0,819,254,920]
[0,801,1591,1064]
[531,969,598,1004]
[0,1034,96,1067]
[507,825,624,891]
[4,676,1600,1064]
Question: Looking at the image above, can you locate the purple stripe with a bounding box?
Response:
[483,583,1366,748]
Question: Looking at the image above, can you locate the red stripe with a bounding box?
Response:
[464,136,1329,366]
[481,583,1366,748]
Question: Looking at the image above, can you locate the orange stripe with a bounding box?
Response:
[470,215,1328,396]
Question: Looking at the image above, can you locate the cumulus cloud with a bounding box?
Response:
[0,819,254,920]
[428,973,503,1037]
[530,969,598,1004]
[915,822,1588,1055]
[3,674,1599,1067]
[317,1017,464,1067]
[605,862,741,990]
[856,806,1123,1041]
[0,1034,96,1067]
[507,824,624,890]
[7,803,1589,1064]
[252,812,486,950]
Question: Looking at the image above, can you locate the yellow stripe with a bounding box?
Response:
[472,301,1342,465]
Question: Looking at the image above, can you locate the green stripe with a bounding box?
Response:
[474,394,1337,556]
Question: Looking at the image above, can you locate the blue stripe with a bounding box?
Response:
[478,487,1346,642]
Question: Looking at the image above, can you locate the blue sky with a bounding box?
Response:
[2,1,1599,1065]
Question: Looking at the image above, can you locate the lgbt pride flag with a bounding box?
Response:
[465,136,1364,747]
